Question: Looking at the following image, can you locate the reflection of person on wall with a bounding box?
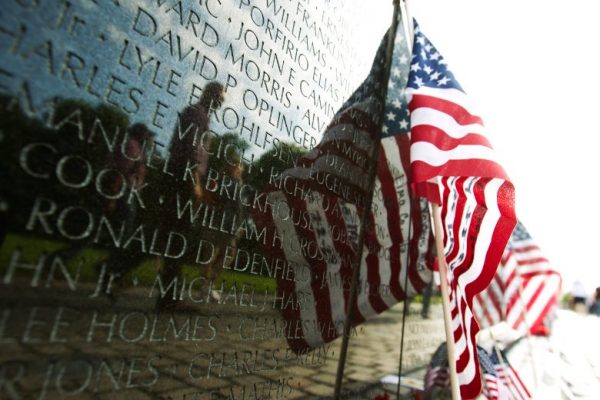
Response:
[169,81,224,203]
[100,123,154,286]
[106,123,151,215]
[156,82,226,310]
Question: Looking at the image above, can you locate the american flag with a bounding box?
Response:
[253,21,434,353]
[490,347,532,400]
[376,14,435,306]
[425,344,524,400]
[424,343,450,396]
[405,22,517,399]
[478,346,507,400]
[474,221,561,336]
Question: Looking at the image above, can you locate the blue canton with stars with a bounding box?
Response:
[477,346,499,377]
[430,342,449,368]
[383,21,464,138]
[505,221,530,252]
[407,22,463,92]
[382,16,412,138]
[511,221,531,242]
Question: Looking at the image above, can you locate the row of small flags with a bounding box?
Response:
[473,222,562,337]
[425,343,532,400]
[253,8,560,400]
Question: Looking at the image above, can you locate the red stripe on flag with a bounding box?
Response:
[408,94,484,126]
[377,147,407,301]
[411,160,509,187]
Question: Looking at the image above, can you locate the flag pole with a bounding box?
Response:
[395,2,414,399]
[431,203,461,400]
[402,0,413,40]
[332,1,401,397]
[396,202,414,399]
[491,343,522,400]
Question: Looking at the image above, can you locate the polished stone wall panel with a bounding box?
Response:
[0,1,415,398]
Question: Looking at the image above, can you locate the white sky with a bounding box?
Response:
[406,0,600,295]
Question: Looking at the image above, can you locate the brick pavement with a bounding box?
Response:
[0,280,445,399]
[294,302,446,399]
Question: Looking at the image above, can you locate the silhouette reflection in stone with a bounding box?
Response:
[97,123,155,294]
[156,81,247,310]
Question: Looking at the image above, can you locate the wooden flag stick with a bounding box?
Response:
[431,203,461,400]
[491,343,521,400]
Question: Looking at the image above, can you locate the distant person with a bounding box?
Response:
[589,287,600,316]
[421,278,433,319]
[0,196,7,246]
[570,280,587,313]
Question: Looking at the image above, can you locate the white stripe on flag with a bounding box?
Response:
[268,191,322,347]
[410,107,485,138]
[306,192,346,336]
[411,142,499,167]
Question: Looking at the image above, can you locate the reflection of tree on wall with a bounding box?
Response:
[0,90,316,301]
[0,96,171,294]
[0,96,134,238]
[0,95,47,242]
[245,142,307,192]
[0,95,172,295]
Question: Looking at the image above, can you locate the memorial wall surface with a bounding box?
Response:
[0,1,442,398]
